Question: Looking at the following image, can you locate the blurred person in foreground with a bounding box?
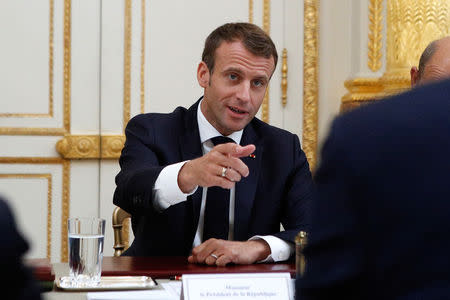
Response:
[0,196,41,300]
[411,36,450,87]
[297,78,450,299]
[114,23,313,266]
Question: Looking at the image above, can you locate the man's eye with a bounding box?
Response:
[229,74,238,80]
[253,80,264,87]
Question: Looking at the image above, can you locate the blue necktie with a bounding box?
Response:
[203,136,235,241]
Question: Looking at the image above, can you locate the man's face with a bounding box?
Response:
[197,41,275,136]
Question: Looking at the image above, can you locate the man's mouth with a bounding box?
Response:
[229,106,247,114]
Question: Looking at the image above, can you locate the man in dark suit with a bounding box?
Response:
[114,23,313,266]
[0,196,41,300]
[297,79,450,299]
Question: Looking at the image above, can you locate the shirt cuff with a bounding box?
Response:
[249,235,293,262]
[153,161,198,211]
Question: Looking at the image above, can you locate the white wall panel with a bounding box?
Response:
[318,0,353,146]
[69,161,100,219]
[0,0,65,129]
[0,178,48,259]
[146,0,248,115]
[71,0,101,133]
[100,0,125,133]
[0,163,63,262]
[129,0,144,119]
[0,136,61,157]
[284,0,304,139]
[0,0,325,262]
[268,0,285,131]
[0,1,49,114]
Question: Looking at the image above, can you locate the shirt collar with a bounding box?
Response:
[197,99,243,145]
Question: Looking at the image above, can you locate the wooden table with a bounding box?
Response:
[29,256,296,280]
[31,257,296,300]
[101,256,296,278]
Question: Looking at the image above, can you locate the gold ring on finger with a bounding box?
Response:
[221,167,227,177]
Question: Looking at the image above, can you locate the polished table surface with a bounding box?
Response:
[37,257,296,300]
[101,256,296,278]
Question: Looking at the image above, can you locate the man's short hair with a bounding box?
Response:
[202,22,278,74]
[418,40,438,80]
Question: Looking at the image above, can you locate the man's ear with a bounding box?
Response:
[197,61,210,88]
[410,66,420,87]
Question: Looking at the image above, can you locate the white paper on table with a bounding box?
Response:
[161,281,183,298]
[87,289,177,300]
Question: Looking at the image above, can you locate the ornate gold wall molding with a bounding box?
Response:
[101,135,126,158]
[56,135,125,159]
[281,48,288,107]
[47,173,52,260]
[0,173,52,259]
[261,0,271,123]
[56,135,100,159]
[303,0,319,171]
[0,157,64,164]
[342,78,384,102]
[61,159,70,262]
[64,0,71,133]
[49,0,55,119]
[0,0,71,135]
[341,78,384,112]
[0,0,54,119]
[381,0,449,94]
[368,0,383,72]
[343,0,450,111]
[124,0,132,128]
[0,157,69,261]
[0,128,66,136]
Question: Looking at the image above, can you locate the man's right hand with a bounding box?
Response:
[177,143,255,193]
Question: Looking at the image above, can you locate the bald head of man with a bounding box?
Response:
[410,36,450,87]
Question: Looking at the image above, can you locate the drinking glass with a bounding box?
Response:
[68,217,105,286]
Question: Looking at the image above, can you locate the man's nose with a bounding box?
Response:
[236,81,251,102]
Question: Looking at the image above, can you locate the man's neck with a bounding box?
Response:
[197,98,243,144]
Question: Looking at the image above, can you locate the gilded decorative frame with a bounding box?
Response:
[0,0,71,135]
[261,0,271,123]
[302,0,319,171]
[0,173,52,259]
[0,0,54,119]
[0,158,70,262]
[368,0,383,72]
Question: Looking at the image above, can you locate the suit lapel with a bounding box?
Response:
[234,122,263,241]
[179,100,204,231]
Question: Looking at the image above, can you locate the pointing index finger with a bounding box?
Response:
[214,143,255,158]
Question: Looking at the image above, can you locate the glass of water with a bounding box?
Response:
[68,217,105,287]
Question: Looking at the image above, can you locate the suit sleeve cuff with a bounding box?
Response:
[249,235,293,262]
[153,161,197,211]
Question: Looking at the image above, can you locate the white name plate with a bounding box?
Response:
[182,272,293,300]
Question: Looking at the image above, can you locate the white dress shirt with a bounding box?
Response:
[152,100,293,262]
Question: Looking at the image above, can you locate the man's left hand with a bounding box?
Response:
[188,239,271,266]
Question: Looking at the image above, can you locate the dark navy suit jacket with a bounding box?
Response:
[297,80,450,299]
[113,100,313,256]
[0,197,41,300]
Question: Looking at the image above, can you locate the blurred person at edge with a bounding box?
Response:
[0,196,41,300]
[297,78,450,299]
